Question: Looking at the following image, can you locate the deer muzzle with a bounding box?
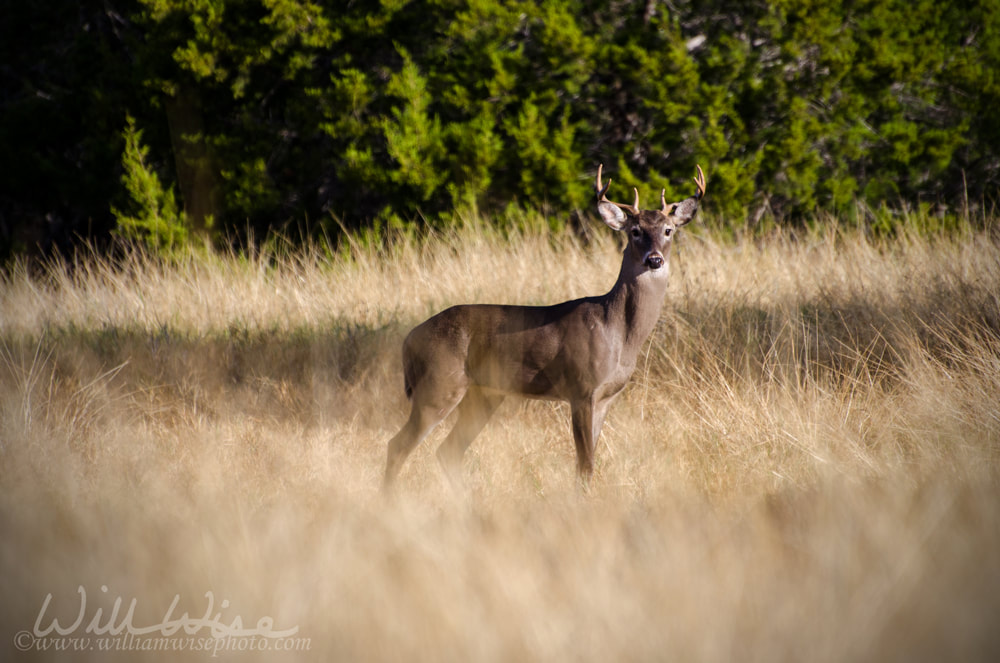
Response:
[645,253,664,270]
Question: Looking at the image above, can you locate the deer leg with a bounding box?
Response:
[436,387,505,487]
[570,397,612,480]
[383,382,468,490]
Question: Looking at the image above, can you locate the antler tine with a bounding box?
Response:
[595,163,610,200]
[660,165,707,212]
[693,164,707,200]
[595,164,640,215]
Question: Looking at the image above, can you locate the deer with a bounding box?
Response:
[383,164,707,490]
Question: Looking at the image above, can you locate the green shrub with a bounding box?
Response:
[111,115,191,255]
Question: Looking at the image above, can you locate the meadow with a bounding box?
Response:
[1,217,999,661]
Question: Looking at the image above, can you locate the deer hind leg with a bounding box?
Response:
[436,387,505,488]
[383,373,469,490]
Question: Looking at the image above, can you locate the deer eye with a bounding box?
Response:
[630,227,642,239]
[664,227,673,238]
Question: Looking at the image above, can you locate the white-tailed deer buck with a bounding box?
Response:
[383,164,707,489]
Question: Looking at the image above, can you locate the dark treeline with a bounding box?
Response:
[2,0,998,257]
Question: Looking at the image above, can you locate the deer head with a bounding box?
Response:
[595,164,707,271]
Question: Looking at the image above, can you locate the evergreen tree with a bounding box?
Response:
[1,0,997,258]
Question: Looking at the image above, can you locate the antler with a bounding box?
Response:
[595,164,640,216]
[693,164,707,200]
[660,164,708,213]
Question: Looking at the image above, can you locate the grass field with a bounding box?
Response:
[2,218,999,661]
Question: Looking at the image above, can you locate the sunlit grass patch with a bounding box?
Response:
[2,219,999,661]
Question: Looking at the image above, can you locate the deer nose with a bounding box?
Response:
[645,253,664,270]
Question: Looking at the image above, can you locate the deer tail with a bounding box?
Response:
[401,337,423,402]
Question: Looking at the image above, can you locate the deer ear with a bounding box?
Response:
[597,201,628,231]
[670,197,700,227]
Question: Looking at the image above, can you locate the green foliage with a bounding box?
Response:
[112,115,190,253]
[2,0,998,258]
[382,49,447,202]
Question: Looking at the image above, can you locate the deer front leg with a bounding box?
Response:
[570,397,612,480]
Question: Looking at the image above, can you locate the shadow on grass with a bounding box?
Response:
[1,318,411,431]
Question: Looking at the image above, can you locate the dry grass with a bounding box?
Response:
[1,219,999,661]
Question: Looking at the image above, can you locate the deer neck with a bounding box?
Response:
[603,251,671,352]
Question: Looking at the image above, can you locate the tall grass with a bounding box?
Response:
[1,219,999,661]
